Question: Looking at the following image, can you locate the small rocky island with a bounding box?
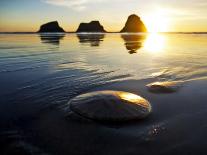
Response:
[38,21,65,33]
[76,21,106,33]
[121,14,147,32]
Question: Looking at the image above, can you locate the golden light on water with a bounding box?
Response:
[144,33,166,53]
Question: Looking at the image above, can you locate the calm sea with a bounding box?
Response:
[1,33,207,102]
[0,33,207,153]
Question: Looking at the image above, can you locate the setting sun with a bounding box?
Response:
[144,10,170,32]
[1,0,207,155]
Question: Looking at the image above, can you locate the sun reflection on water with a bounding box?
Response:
[144,33,166,53]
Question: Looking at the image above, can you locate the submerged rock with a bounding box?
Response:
[147,81,181,93]
[69,90,151,122]
[121,14,147,33]
[76,21,106,32]
[38,21,65,33]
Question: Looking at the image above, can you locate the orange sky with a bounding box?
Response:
[0,0,207,32]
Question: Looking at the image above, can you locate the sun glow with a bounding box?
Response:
[144,10,170,33]
[144,33,166,53]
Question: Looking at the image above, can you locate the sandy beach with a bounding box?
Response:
[0,33,207,155]
[9,77,205,155]
[1,0,207,154]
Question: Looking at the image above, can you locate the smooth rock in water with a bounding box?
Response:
[38,21,65,33]
[76,21,106,32]
[121,14,147,32]
[147,81,180,93]
[69,90,151,122]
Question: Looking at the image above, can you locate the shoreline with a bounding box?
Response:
[1,33,207,154]
[12,77,207,155]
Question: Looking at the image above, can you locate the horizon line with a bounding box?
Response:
[0,31,207,34]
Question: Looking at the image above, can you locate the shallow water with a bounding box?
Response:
[1,33,207,108]
[0,33,207,154]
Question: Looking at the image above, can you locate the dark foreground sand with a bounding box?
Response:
[3,78,207,155]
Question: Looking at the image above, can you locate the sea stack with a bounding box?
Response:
[121,14,147,32]
[76,21,106,33]
[38,21,65,33]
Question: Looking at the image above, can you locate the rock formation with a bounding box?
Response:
[38,21,65,33]
[121,14,147,32]
[76,21,106,32]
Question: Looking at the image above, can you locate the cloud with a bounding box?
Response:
[43,0,104,11]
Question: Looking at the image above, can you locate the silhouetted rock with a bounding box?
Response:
[76,21,106,32]
[77,34,105,46]
[38,21,65,33]
[121,34,146,54]
[121,14,147,33]
[39,33,65,45]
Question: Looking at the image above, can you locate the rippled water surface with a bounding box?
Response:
[1,33,207,102]
[0,33,207,154]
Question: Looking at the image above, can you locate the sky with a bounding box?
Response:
[0,0,207,32]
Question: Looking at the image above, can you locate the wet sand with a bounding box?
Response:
[11,78,206,155]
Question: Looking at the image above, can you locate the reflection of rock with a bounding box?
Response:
[39,34,65,45]
[76,21,106,32]
[38,21,65,33]
[77,34,105,46]
[121,34,146,54]
[69,91,151,122]
[121,14,147,32]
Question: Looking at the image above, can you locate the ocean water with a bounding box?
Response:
[1,33,207,104]
[0,33,207,154]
